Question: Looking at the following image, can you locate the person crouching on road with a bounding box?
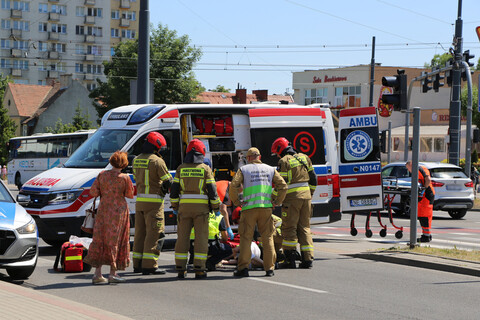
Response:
[132,132,173,275]
[170,139,220,279]
[230,147,287,277]
[406,160,435,243]
[271,137,317,269]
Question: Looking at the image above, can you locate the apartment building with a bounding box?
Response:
[0,0,139,90]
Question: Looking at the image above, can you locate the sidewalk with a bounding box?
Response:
[0,280,132,320]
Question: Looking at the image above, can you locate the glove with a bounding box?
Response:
[227,227,234,240]
[215,211,221,217]
[173,210,178,216]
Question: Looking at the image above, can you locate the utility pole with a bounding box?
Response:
[448,0,463,166]
[136,0,150,104]
[369,36,375,107]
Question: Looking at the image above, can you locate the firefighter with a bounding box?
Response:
[132,132,172,275]
[170,139,220,279]
[230,147,287,277]
[271,137,317,269]
[406,160,435,243]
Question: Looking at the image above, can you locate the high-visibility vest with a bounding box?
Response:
[241,163,275,211]
[190,212,222,240]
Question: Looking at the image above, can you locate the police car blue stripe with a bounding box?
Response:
[339,163,381,175]
[21,186,50,192]
[0,203,16,228]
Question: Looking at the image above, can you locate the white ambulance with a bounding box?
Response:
[17,103,382,245]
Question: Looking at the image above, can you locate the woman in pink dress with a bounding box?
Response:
[85,151,134,284]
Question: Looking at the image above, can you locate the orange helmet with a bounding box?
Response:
[186,139,206,156]
[146,132,167,150]
[271,137,289,156]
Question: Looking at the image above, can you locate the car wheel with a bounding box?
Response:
[7,263,36,280]
[448,209,467,219]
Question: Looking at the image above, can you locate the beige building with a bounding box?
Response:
[0,0,139,91]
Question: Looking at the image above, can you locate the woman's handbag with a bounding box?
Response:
[81,198,97,234]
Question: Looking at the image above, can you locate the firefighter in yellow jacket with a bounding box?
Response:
[170,139,220,279]
[271,137,317,269]
[132,132,172,275]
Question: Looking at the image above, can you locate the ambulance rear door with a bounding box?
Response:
[338,107,383,213]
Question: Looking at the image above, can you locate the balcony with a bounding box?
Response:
[85,16,95,24]
[120,0,130,9]
[10,49,22,57]
[48,12,60,21]
[85,35,95,43]
[48,70,59,78]
[48,32,59,40]
[10,9,22,19]
[85,73,94,81]
[10,29,22,38]
[84,0,95,5]
[120,18,130,27]
[48,51,59,59]
[11,69,22,77]
[85,54,94,61]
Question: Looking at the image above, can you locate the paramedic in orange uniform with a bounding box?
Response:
[406,160,435,243]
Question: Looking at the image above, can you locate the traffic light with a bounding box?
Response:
[421,72,432,93]
[380,130,387,153]
[462,50,475,81]
[433,72,444,92]
[381,69,407,111]
[445,58,453,87]
[474,128,480,143]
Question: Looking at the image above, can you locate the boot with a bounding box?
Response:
[233,268,249,277]
[277,250,296,269]
[195,271,207,279]
[298,251,313,269]
[417,234,432,243]
[142,268,167,275]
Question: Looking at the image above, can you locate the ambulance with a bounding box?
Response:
[16,103,382,245]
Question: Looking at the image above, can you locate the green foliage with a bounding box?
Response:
[425,53,453,68]
[460,84,479,128]
[45,105,93,133]
[472,149,479,164]
[89,24,203,120]
[0,74,15,165]
[210,85,230,93]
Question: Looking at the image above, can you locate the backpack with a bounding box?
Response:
[53,242,91,272]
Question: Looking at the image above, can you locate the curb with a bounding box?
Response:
[347,251,480,277]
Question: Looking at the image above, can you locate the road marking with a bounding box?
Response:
[248,277,328,294]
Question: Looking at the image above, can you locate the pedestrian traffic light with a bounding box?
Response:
[474,128,480,143]
[380,130,387,153]
[462,50,475,81]
[433,73,444,92]
[421,72,432,93]
[381,69,407,112]
[445,58,453,87]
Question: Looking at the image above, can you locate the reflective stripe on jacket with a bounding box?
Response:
[133,153,172,203]
[278,153,313,200]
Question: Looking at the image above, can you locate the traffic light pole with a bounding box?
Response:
[463,61,473,178]
[136,0,150,104]
[410,107,421,248]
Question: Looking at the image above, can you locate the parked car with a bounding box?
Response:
[0,179,38,279]
[382,162,474,219]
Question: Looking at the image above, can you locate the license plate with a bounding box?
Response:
[446,185,461,191]
[350,198,377,207]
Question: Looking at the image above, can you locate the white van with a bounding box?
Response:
[17,103,381,245]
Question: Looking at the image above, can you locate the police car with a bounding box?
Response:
[0,180,38,280]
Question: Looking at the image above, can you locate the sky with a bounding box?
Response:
[149,0,480,95]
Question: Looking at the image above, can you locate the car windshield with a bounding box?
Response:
[0,182,14,203]
[430,168,468,179]
[64,129,136,168]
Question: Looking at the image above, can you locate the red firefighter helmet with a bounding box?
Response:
[146,132,167,150]
[186,139,206,156]
[271,137,290,156]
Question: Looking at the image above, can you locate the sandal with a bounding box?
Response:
[92,275,108,285]
[108,275,126,284]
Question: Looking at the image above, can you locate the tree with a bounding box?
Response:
[45,105,94,133]
[460,84,479,129]
[424,53,453,68]
[90,24,203,119]
[0,75,15,165]
[210,85,230,93]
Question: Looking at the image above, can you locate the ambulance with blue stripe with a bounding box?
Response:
[17,103,380,245]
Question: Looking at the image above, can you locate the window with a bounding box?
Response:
[12,40,28,49]
[39,22,47,32]
[121,29,135,39]
[87,26,102,36]
[75,44,85,54]
[87,45,101,55]
[52,42,66,53]
[51,23,66,34]
[250,127,326,166]
[434,137,445,152]
[86,64,101,74]
[335,86,361,108]
[304,88,327,105]
[87,7,102,17]
[38,41,48,52]
[393,137,405,152]
[1,19,10,29]
[122,11,136,20]
[1,39,10,49]
[13,20,29,31]
[87,83,97,91]
[50,4,66,14]
[111,28,119,37]
[12,59,28,69]
[38,3,47,13]
[2,0,10,9]
[76,25,84,35]
[0,58,11,68]
[111,10,119,19]
[420,137,432,152]
[13,1,29,11]
[76,6,84,16]
[75,63,84,73]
